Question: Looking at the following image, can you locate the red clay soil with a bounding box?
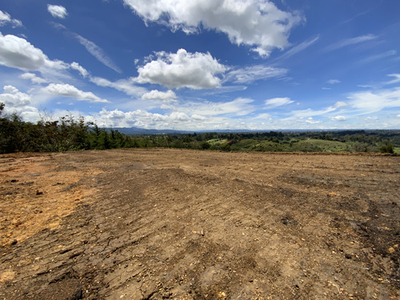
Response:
[0,149,399,299]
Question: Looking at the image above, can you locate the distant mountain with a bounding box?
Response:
[108,127,191,135]
[108,127,400,136]
[109,127,258,135]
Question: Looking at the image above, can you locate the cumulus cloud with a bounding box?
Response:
[47,5,68,19]
[0,10,23,27]
[41,83,110,103]
[325,34,377,52]
[226,65,287,84]
[123,0,303,57]
[0,85,40,121]
[19,72,48,84]
[141,90,176,102]
[0,85,32,107]
[0,33,49,70]
[0,33,68,71]
[91,76,147,97]
[265,97,293,109]
[70,62,89,77]
[135,49,226,89]
[94,108,200,129]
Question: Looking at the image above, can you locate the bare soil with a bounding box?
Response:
[0,149,399,299]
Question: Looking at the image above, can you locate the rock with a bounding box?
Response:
[388,247,396,254]
[69,285,83,300]
[281,216,298,226]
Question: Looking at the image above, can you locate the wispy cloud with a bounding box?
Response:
[274,35,320,61]
[73,34,122,74]
[327,79,340,84]
[265,97,294,109]
[358,50,397,64]
[385,74,400,85]
[325,34,377,52]
[340,8,372,25]
[225,65,287,84]
[347,86,400,114]
[52,23,122,74]
[0,10,23,27]
[290,102,349,119]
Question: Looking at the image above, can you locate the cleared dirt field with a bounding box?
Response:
[0,149,399,299]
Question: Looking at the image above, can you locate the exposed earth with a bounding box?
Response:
[0,149,399,299]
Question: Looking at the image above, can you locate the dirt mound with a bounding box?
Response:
[1,149,399,299]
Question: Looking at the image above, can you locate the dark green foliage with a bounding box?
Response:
[0,103,134,154]
[380,143,394,153]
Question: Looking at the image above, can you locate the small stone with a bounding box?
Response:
[10,239,18,245]
[388,247,395,254]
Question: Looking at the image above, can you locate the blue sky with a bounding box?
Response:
[0,0,400,130]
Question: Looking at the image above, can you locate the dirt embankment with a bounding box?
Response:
[0,149,399,299]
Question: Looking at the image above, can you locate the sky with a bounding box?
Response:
[0,0,400,131]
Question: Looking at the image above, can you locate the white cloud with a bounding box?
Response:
[291,101,348,118]
[0,85,40,122]
[0,85,32,107]
[385,74,400,85]
[19,72,48,84]
[0,10,23,28]
[397,114,400,118]
[331,115,347,121]
[274,35,319,61]
[0,33,48,70]
[305,117,321,124]
[327,79,340,84]
[123,0,303,57]
[347,87,400,113]
[141,90,176,102]
[225,65,287,84]
[47,5,68,19]
[70,62,89,77]
[179,97,255,117]
[41,83,110,103]
[325,34,377,51]
[135,49,226,89]
[91,76,147,97]
[358,50,396,64]
[93,108,199,129]
[73,34,122,73]
[265,97,293,108]
[0,33,68,72]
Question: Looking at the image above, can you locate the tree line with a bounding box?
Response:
[1,103,398,154]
